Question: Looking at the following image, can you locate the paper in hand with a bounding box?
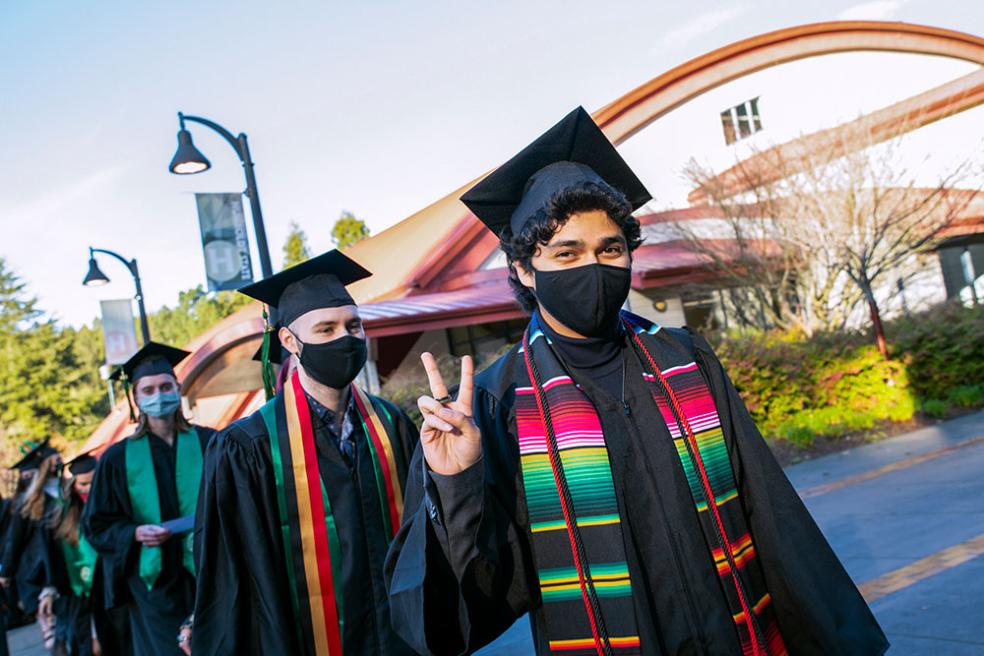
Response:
[160,515,195,534]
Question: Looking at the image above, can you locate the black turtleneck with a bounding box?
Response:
[539,316,626,400]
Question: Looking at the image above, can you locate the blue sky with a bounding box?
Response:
[1,0,982,327]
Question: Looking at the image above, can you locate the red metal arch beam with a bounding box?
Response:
[593,21,984,145]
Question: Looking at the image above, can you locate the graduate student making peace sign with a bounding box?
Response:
[416,352,482,476]
[384,106,888,656]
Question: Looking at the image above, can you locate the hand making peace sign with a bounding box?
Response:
[417,352,482,476]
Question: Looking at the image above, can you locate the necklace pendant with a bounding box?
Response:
[623,401,632,417]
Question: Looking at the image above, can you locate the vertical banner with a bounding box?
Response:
[195,193,254,291]
[100,299,140,365]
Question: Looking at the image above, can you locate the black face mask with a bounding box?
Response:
[293,334,368,390]
[533,263,631,338]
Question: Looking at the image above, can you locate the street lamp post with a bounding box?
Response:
[168,112,274,279]
[83,247,151,344]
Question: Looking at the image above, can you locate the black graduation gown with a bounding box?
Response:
[1,493,57,615]
[90,557,131,656]
[192,390,419,656]
[44,527,94,656]
[82,426,214,656]
[385,332,889,656]
[0,497,10,656]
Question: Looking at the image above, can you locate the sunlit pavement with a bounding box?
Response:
[10,410,984,655]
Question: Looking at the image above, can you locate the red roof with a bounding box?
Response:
[362,279,523,337]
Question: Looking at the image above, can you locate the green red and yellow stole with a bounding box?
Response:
[260,370,405,656]
[124,429,202,590]
[515,311,787,656]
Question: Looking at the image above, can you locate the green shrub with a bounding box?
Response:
[891,303,984,400]
[947,384,984,409]
[715,327,917,445]
[921,399,948,419]
[711,302,984,446]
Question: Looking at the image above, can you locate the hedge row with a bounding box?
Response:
[714,302,984,446]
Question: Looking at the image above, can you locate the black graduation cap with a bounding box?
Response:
[251,328,288,366]
[238,249,371,329]
[460,106,652,237]
[68,453,97,476]
[9,438,59,471]
[109,342,191,385]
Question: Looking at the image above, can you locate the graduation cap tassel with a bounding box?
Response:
[261,308,275,401]
[123,377,136,422]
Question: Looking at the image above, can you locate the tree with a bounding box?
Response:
[282,221,312,269]
[678,119,979,355]
[331,211,370,250]
[0,259,260,459]
[679,158,863,336]
[149,285,254,348]
[0,258,40,332]
[0,259,106,449]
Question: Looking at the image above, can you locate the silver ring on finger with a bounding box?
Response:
[435,395,453,405]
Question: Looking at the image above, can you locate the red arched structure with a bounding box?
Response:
[593,21,984,145]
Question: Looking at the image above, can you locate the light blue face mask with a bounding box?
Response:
[137,390,182,418]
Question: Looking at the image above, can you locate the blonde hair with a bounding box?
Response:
[18,455,60,523]
[53,478,85,546]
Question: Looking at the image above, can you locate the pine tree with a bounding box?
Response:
[0,258,106,450]
[0,258,40,332]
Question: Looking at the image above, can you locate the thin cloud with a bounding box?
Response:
[836,0,907,20]
[655,6,749,52]
[2,166,126,227]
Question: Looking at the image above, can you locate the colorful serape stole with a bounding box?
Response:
[516,311,788,656]
[124,428,202,590]
[626,313,787,656]
[517,319,641,656]
[261,370,405,656]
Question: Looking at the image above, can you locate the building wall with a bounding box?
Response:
[627,289,687,327]
[939,241,984,302]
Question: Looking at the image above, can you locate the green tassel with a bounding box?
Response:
[123,377,136,422]
[261,308,275,401]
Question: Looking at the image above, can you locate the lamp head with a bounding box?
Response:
[169,128,211,175]
[83,256,110,286]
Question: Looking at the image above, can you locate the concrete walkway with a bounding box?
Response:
[11,410,984,655]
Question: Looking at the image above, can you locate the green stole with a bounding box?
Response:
[125,429,203,590]
[59,536,98,598]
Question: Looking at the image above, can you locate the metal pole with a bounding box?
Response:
[176,115,274,279]
[91,247,152,344]
[237,134,273,278]
[130,259,152,344]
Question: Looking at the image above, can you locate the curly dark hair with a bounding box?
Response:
[500,180,643,312]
